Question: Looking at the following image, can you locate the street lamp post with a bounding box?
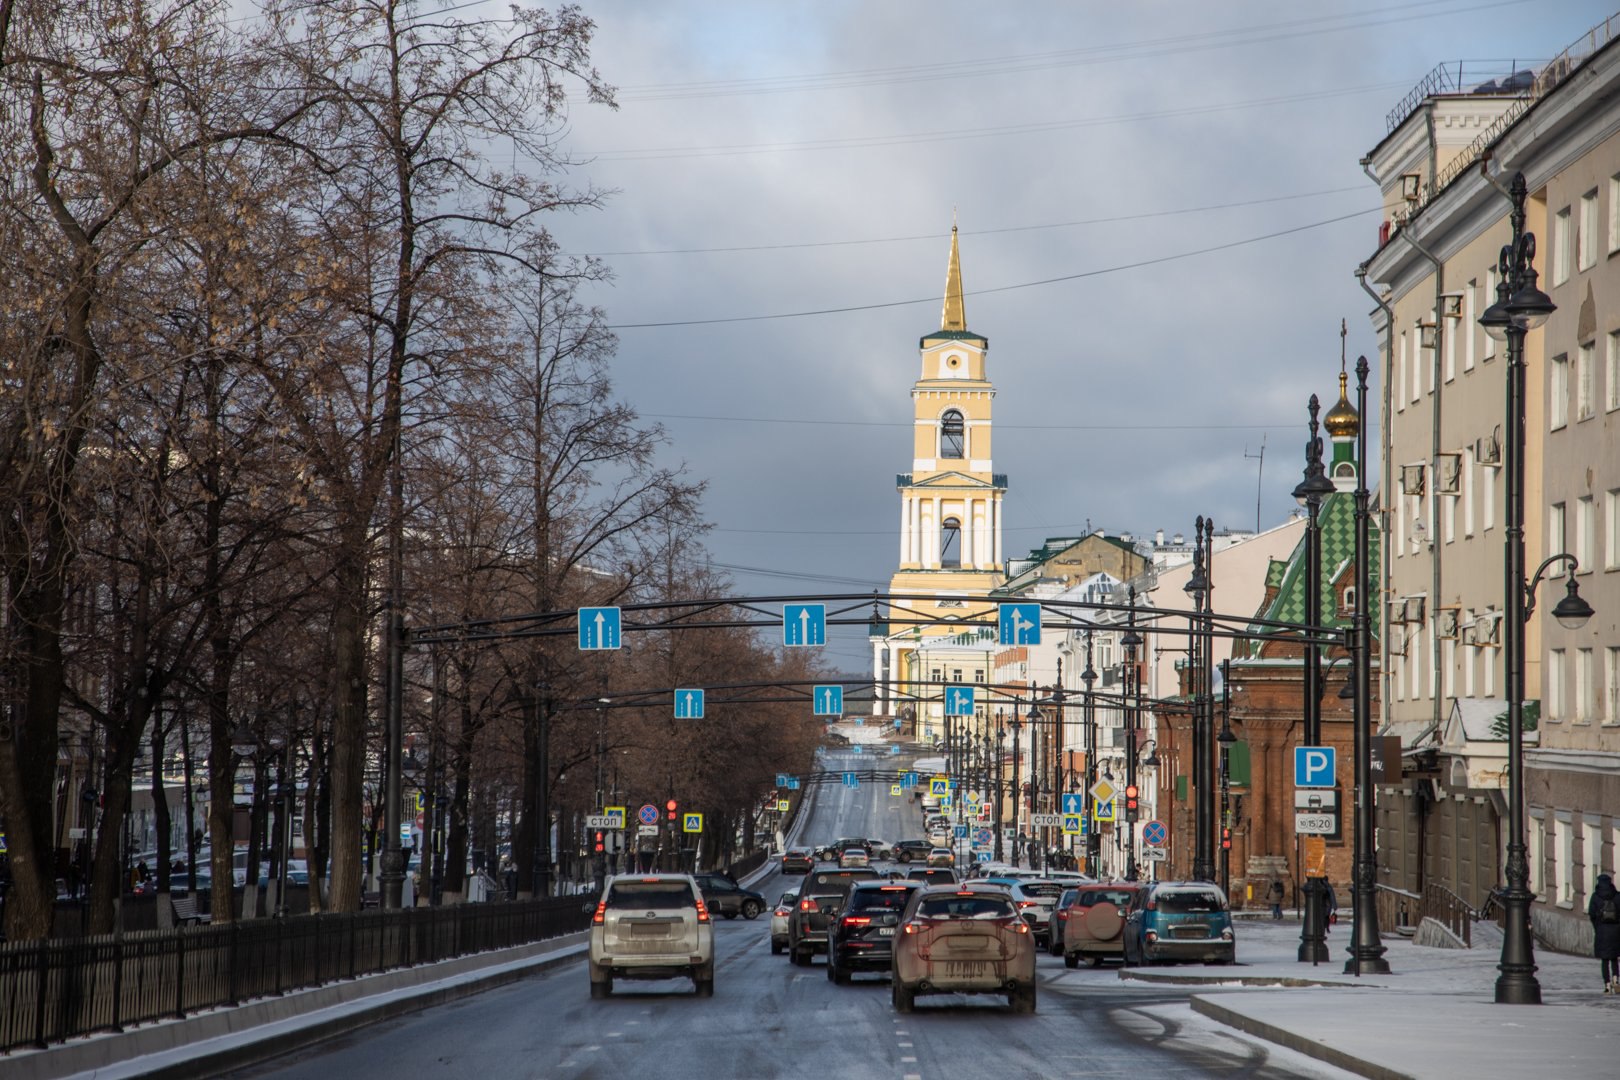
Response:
[1218,658,1236,896]
[1122,595,1144,882]
[994,711,1006,862]
[1294,392,1337,962]
[1477,171,1585,1004]
[1080,638,1099,874]
[1343,353,1391,976]
[1186,516,1216,883]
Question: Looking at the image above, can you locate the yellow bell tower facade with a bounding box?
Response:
[873,225,1007,725]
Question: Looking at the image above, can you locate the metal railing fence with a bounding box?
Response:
[0,896,590,1054]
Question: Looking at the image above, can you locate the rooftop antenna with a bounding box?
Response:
[1243,435,1266,534]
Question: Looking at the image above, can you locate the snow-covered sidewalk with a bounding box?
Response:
[1144,917,1620,1079]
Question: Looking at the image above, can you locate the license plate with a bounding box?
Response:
[878,927,894,937]
[945,960,987,977]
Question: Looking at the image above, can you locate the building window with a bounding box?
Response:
[1608,489,1620,569]
[1576,648,1594,722]
[1606,647,1620,725]
[1550,503,1567,576]
[1410,622,1423,700]
[1556,816,1575,905]
[1610,330,1620,413]
[1463,447,1475,538]
[1340,586,1355,616]
[940,517,961,568]
[1484,637,1496,697]
[1463,611,1476,698]
[1529,814,1545,897]
[1443,490,1456,544]
[940,409,966,459]
[1465,280,1477,372]
[1610,173,1620,253]
[1397,332,1407,413]
[1554,206,1572,286]
[1578,342,1595,421]
[1548,648,1566,720]
[952,668,962,683]
[1444,311,1456,383]
[1584,820,1602,900]
[1483,465,1496,531]
[1577,495,1594,571]
[1551,354,1569,429]
[1442,635,1455,700]
[1484,266,1499,361]
[1579,188,1599,271]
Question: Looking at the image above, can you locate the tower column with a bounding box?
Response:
[911,498,921,564]
[962,497,975,567]
[932,496,943,567]
[899,496,910,565]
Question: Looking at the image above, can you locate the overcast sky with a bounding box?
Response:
[515,0,1612,669]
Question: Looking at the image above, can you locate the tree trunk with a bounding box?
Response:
[326,546,370,913]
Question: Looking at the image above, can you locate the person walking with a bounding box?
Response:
[1323,879,1338,935]
[1588,872,1620,992]
[1267,877,1285,920]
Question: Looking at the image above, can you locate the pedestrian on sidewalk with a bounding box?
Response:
[1587,872,1620,992]
[1267,877,1285,920]
[1324,880,1337,934]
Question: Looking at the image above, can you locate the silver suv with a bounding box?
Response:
[588,874,715,997]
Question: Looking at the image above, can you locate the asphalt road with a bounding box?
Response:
[234,749,1351,1080]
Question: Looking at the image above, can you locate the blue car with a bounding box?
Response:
[1122,882,1236,966]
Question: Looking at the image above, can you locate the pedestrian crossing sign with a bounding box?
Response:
[930,777,949,796]
[683,813,703,833]
[890,784,902,796]
[1062,814,1083,835]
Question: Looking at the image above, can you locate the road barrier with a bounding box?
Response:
[0,896,590,1054]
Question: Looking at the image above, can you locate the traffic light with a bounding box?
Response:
[593,830,605,854]
[1124,784,1139,812]
[666,798,678,821]
[1221,826,1232,850]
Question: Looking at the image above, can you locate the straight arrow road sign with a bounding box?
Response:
[577,606,622,650]
[813,685,843,715]
[782,604,826,647]
[945,685,975,716]
[998,603,1041,646]
[673,688,705,719]
[1061,792,1083,815]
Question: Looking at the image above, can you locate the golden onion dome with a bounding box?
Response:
[1323,371,1359,439]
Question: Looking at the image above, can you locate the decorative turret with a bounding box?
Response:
[942,224,966,332]
[1324,324,1360,491]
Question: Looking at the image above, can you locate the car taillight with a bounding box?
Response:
[1018,900,1036,908]
[842,915,871,928]
[902,922,920,935]
[1145,930,1158,943]
[694,898,711,924]
[592,900,607,925]
[800,898,819,912]
[1015,922,1030,934]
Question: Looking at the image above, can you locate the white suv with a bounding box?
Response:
[588,874,715,997]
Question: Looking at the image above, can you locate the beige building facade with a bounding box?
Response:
[1362,16,1620,948]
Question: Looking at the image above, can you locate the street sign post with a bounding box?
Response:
[813,685,843,715]
[930,777,949,796]
[782,604,826,646]
[1294,746,1336,787]
[577,606,622,650]
[1142,820,1168,847]
[637,804,659,826]
[945,685,975,716]
[1092,798,1116,823]
[777,799,790,812]
[674,688,705,719]
[683,813,704,834]
[1142,848,1168,862]
[1061,814,1083,835]
[1061,792,1083,815]
[603,806,626,827]
[586,814,622,829]
[890,784,902,796]
[998,603,1042,646]
[1295,812,1336,835]
[1031,812,1063,827]
[1089,779,1117,804]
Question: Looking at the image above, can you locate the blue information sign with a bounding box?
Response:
[673,688,705,719]
[577,606,622,650]
[1294,746,1337,787]
[814,685,844,716]
[945,685,976,716]
[1061,792,1083,815]
[998,603,1042,646]
[783,604,826,646]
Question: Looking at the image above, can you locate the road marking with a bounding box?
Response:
[904,1075,922,1080]
[898,1041,913,1048]
[901,1056,918,1064]
[607,1032,623,1038]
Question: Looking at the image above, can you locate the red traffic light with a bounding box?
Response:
[1124,784,1138,800]
[666,798,678,820]
[593,830,605,853]
[1220,827,1232,850]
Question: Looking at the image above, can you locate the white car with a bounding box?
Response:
[588,874,715,997]
[839,847,870,868]
[770,889,798,954]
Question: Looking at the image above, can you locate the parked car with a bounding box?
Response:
[771,889,799,954]
[693,872,766,919]
[1006,879,1067,948]
[1122,882,1235,967]
[904,867,958,887]
[789,867,881,965]
[780,848,814,874]
[826,881,919,984]
[892,839,933,863]
[1062,884,1144,967]
[891,885,1037,1013]
[588,873,715,997]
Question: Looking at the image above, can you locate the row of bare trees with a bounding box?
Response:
[0,1,825,943]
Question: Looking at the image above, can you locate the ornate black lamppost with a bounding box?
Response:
[1342,353,1391,976]
[1122,593,1144,882]
[994,709,1006,862]
[1186,517,1216,883]
[1080,636,1099,872]
[1294,393,1336,962]
[1477,171,1594,1004]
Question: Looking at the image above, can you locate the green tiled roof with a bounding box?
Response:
[1249,492,1380,642]
[919,329,988,347]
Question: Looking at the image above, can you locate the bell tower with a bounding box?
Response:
[873,225,1008,719]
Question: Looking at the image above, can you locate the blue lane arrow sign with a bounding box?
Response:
[775,773,789,787]
[852,744,863,754]
[1061,792,1083,815]
[788,777,800,790]
[782,604,826,647]
[813,684,844,715]
[889,744,899,755]
[998,603,1042,646]
[673,688,705,719]
[945,685,975,716]
[577,606,622,650]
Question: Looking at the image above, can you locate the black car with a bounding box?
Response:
[827,881,919,984]
[692,872,766,919]
[818,837,872,861]
[780,848,814,874]
[891,839,933,863]
[788,867,881,965]
[904,867,958,887]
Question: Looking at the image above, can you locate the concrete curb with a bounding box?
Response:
[8,932,589,1080]
[1120,968,1369,989]
[1189,995,1412,1080]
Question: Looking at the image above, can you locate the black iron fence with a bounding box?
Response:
[0,896,590,1054]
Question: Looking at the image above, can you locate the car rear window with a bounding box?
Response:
[1019,882,1065,899]
[849,888,913,911]
[607,881,694,909]
[1156,889,1226,913]
[1078,889,1136,907]
[804,870,878,895]
[908,869,954,884]
[917,895,1017,919]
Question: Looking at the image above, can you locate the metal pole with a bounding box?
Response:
[1203,523,1218,884]
[1299,394,1330,962]
[1124,592,1140,882]
[1012,705,1022,866]
[1081,639,1098,873]
[1190,517,1215,883]
[1345,354,1391,975]
[1496,171,1542,1004]
[994,712,1005,863]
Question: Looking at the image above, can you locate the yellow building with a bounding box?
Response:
[874,226,1007,737]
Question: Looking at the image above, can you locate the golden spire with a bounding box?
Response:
[1323,319,1360,438]
[941,223,966,332]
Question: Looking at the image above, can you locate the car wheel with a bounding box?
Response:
[793,948,811,967]
[892,982,915,1013]
[771,940,784,955]
[898,852,910,864]
[1008,985,1036,1014]
[833,965,851,985]
[590,976,612,998]
[1063,950,1079,969]
[723,910,738,920]
[741,899,762,920]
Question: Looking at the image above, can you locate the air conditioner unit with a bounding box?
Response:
[1387,625,1408,654]
[1437,607,1461,640]
[1441,293,1464,319]
[1388,599,1409,626]
[1473,613,1501,648]
[1402,596,1426,625]
[1474,432,1501,465]
[1401,464,1427,495]
[1436,452,1462,495]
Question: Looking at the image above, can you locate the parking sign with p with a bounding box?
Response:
[1294,746,1336,787]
